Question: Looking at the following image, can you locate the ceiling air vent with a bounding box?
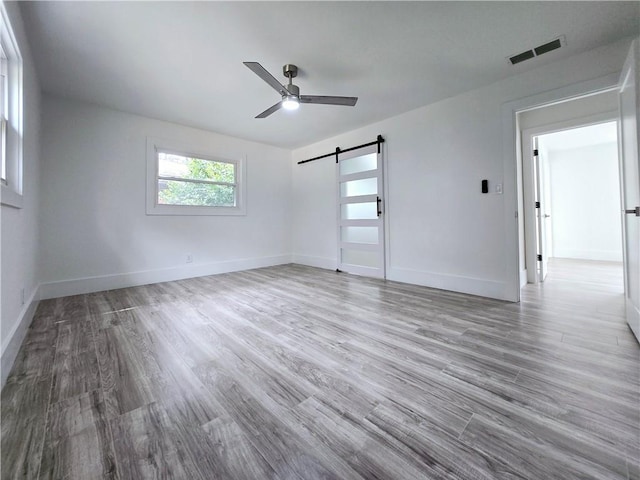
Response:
[509,50,535,65]
[508,35,566,65]
[534,38,562,56]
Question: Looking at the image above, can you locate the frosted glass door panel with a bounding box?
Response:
[340,177,377,197]
[341,202,378,220]
[341,226,378,244]
[339,153,377,176]
[341,249,379,268]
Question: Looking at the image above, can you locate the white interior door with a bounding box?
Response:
[534,139,549,281]
[337,145,385,278]
[542,150,554,260]
[618,38,640,343]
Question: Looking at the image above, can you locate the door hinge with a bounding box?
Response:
[533,149,539,156]
[535,201,540,208]
[537,254,542,261]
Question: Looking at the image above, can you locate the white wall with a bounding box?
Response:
[291,38,631,300]
[1,2,42,386]
[545,142,622,261]
[39,96,292,298]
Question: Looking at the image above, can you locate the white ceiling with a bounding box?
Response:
[20,1,639,149]
[539,121,618,153]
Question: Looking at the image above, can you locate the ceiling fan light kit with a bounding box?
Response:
[244,62,358,118]
[282,96,300,110]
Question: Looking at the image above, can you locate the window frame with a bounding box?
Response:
[1,44,7,185]
[0,3,23,209]
[145,137,247,216]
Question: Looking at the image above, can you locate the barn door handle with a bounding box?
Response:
[625,207,640,216]
[377,196,382,217]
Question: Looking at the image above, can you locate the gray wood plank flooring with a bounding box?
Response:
[2,258,638,479]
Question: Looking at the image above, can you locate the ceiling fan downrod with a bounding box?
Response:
[282,64,300,109]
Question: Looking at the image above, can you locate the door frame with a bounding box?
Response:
[501,72,619,301]
[617,38,640,342]
[521,111,618,284]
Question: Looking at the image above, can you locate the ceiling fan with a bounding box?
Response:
[243,62,358,118]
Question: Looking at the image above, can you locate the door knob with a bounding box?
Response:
[625,206,640,216]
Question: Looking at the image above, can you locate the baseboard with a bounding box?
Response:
[39,254,292,300]
[626,303,640,344]
[552,250,623,262]
[291,254,337,271]
[1,287,40,388]
[388,266,510,301]
[520,268,528,288]
[291,258,510,300]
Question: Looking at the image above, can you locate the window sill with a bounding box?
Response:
[146,204,246,216]
[1,184,23,208]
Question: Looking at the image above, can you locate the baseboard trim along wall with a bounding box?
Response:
[39,254,292,300]
[291,254,337,271]
[388,267,509,301]
[552,251,623,262]
[1,287,40,388]
[291,257,509,301]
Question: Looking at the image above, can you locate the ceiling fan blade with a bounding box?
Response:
[256,101,282,119]
[300,95,358,106]
[243,62,290,96]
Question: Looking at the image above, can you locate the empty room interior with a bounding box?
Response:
[1,2,639,479]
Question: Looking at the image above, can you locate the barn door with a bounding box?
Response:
[336,145,385,278]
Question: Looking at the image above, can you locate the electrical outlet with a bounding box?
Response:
[186,254,193,264]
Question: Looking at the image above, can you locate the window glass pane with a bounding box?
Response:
[158,180,235,206]
[340,176,377,197]
[341,249,379,268]
[158,152,235,183]
[339,153,377,176]
[341,226,378,244]
[341,202,378,220]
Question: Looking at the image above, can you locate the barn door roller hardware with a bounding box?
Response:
[297,135,385,165]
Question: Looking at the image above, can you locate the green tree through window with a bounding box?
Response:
[158,154,236,207]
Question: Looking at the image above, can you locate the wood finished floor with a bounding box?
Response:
[1,259,639,479]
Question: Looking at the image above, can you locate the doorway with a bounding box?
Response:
[523,120,622,285]
[507,39,638,343]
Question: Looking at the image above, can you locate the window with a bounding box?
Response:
[0,4,23,208]
[146,138,246,215]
